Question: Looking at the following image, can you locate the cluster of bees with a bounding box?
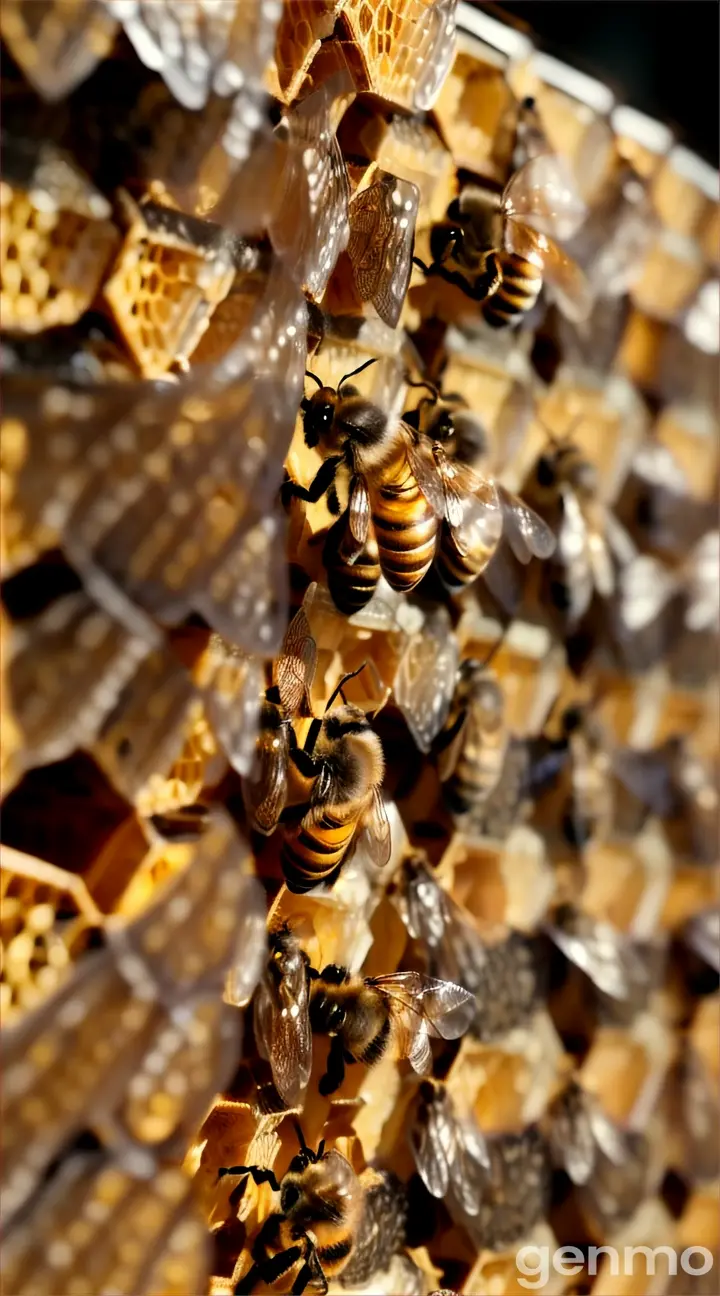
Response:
[1,2,718,1295]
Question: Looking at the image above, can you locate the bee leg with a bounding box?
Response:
[289,745,322,780]
[218,1165,281,1191]
[292,1241,327,1295]
[281,454,344,508]
[236,1247,304,1295]
[319,1034,346,1095]
[327,481,341,516]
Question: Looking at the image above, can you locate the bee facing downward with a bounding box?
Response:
[436,655,509,819]
[308,965,475,1095]
[219,1126,364,1295]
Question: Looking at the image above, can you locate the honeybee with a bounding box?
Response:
[436,655,509,818]
[547,1078,633,1186]
[308,966,475,1094]
[414,153,590,327]
[287,361,554,600]
[547,906,654,1002]
[219,1127,364,1295]
[252,923,313,1109]
[410,1079,489,1217]
[522,433,615,628]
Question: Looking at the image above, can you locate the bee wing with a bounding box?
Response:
[275,604,318,718]
[357,786,393,869]
[506,219,592,323]
[243,704,291,835]
[369,972,475,1073]
[64,269,306,656]
[347,173,420,329]
[410,0,458,112]
[348,474,372,550]
[503,154,587,243]
[400,857,448,948]
[684,530,720,631]
[411,1092,451,1199]
[437,710,469,782]
[548,911,649,1001]
[253,969,312,1109]
[394,608,460,753]
[449,479,504,561]
[684,908,720,973]
[588,1104,633,1167]
[555,486,594,619]
[199,636,265,778]
[496,484,557,564]
[270,78,351,299]
[548,1082,596,1185]
[587,525,615,598]
[404,431,447,520]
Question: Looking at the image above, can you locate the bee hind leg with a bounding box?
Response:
[218,1165,280,1191]
[291,1241,328,1295]
[319,1033,346,1095]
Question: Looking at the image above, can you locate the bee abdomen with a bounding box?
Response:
[317,1237,353,1273]
[324,514,381,615]
[372,484,437,593]
[357,1013,391,1065]
[436,521,494,591]
[341,1171,408,1288]
[281,812,356,893]
[482,252,543,329]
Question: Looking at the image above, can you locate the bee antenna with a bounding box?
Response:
[324,663,367,712]
[405,376,439,399]
[304,370,324,392]
[338,357,377,392]
[293,1121,309,1154]
[317,1140,325,1160]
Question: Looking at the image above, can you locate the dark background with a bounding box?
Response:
[479,1,719,166]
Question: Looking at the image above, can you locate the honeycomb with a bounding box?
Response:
[1,4,718,1296]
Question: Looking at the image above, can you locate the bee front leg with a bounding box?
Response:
[281,455,344,509]
[218,1164,281,1191]
[292,1240,328,1295]
[319,1033,347,1096]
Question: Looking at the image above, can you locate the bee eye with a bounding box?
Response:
[326,1002,346,1030]
[281,1184,300,1213]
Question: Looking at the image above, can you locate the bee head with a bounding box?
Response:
[310,967,349,1033]
[536,452,558,489]
[302,382,339,449]
[282,1148,358,1222]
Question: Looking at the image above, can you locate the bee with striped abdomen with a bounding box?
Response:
[280,674,390,894]
[308,965,475,1095]
[252,922,313,1110]
[410,1079,489,1217]
[414,153,590,328]
[219,1127,364,1295]
[322,505,381,617]
[338,1168,408,1289]
[522,433,615,629]
[436,656,508,820]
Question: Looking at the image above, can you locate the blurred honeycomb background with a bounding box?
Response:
[1,2,718,1294]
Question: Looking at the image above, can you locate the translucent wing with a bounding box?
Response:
[91,645,200,808]
[0,0,118,101]
[548,909,650,1001]
[446,479,504,563]
[64,268,306,655]
[110,0,281,111]
[243,699,291,834]
[547,1081,596,1185]
[586,508,615,597]
[405,431,447,519]
[253,928,312,1107]
[411,1088,451,1198]
[4,591,155,781]
[503,154,588,243]
[394,607,460,752]
[347,173,420,328]
[198,634,265,777]
[588,1105,633,1168]
[431,445,488,529]
[412,1083,487,1217]
[555,486,594,619]
[357,787,393,869]
[370,971,475,1073]
[684,908,720,973]
[497,484,557,563]
[633,441,689,493]
[506,220,592,323]
[269,78,351,299]
[685,530,720,631]
[348,474,372,551]
[275,604,318,718]
[2,1151,210,1296]
[411,0,459,111]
